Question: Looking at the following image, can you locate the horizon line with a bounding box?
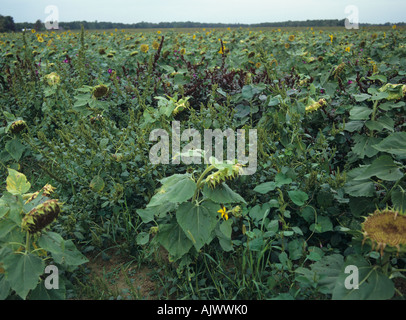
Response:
[13,19,405,26]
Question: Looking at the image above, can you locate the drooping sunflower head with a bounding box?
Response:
[378,83,406,100]
[361,208,406,256]
[21,199,62,234]
[140,44,149,53]
[45,72,60,86]
[230,205,242,218]
[333,62,346,78]
[205,163,243,189]
[172,97,190,115]
[305,98,327,113]
[130,50,139,56]
[162,50,170,59]
[92,84,109,99]
[9,120,27,134]
[152,41,160,50]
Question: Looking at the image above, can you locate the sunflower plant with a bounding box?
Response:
[0,169,88,300]
[326,207,406,300]
[0,111,28,170]
[71,84,110,117]
[293,207,406,300]
[136,156,247,264]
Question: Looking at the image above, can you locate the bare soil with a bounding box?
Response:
[83,248,158,300]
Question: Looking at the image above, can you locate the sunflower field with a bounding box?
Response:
[0,25,406,300]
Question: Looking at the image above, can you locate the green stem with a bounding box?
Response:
[25,231,30,254]
[381,252,391,276]
[0,159,7,170]
[369,100,379,137]
[192,164,215,202]
[371,100,379,121]
[380,175,405,206]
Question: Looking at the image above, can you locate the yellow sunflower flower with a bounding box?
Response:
[218,206,229,221]
[140,44,149,53]
[361,208,406,256]
[152,41,160,50]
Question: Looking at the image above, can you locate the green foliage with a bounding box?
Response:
[0,170,87,300]
[1,25,406,300]
[140,161,244,263]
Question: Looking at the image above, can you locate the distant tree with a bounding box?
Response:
[4,16,15,31]
[0,15,16,32]
[34,19,43,31]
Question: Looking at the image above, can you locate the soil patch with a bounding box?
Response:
[83,248,158,300]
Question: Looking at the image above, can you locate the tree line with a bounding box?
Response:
[1,14,404,32]
[13,19,348,31]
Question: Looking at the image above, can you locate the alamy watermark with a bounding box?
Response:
[344,5,359,30]
[44,265,59,290]
[344,265,359,290]
[44,5,59,30]
[149,121,257,175]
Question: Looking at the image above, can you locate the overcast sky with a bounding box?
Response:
[1,0,405,24]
